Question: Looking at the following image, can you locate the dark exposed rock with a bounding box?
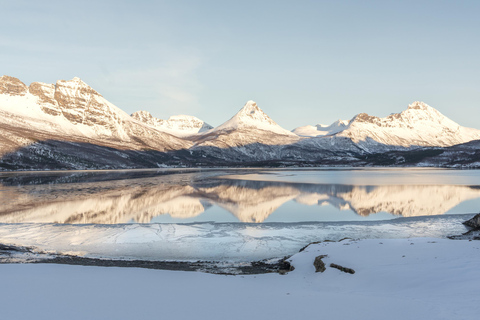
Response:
[0,242,294,275]
[299,241,323,252]
[330,263,355,274]
[463,213,480,229]
[29,82,62,116]
[448,229,480,241]
[448,213,480,240]
[314,255,327,273]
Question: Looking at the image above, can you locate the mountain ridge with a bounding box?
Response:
[131,111,213,137]
[1,75,479,170]
[293,101,480,151]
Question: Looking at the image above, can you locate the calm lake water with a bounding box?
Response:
[0,168,478,261]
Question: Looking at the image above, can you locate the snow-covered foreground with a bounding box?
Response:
[0,215,470,262]
[1,238,479,320]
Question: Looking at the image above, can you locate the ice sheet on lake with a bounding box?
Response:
[0,214,472,262]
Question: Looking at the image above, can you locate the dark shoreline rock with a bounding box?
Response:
[463,213,480,229]
[330,263,355,274]
[448,213,480,240]
[0,243,293,275]
[313,255,327,273]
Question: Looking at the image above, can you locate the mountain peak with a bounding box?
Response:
[234,100,273,123]
[0,75,28,96]
[398,101,449,123]
[239,100,260,114]
[407,101,432,111]
[55,77,99,95]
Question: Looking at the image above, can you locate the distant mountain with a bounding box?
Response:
[1,75,479,170]
[131,111,213,137]
[293,119,349,137]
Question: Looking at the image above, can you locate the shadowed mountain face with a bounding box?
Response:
[1,171,479,224]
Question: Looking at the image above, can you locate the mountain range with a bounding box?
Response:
[1,75,479,170]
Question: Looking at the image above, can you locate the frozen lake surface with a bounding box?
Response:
[0,168,478,261]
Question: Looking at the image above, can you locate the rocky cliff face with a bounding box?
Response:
[0,75,28,96]
[28,82,60,116]
[53,77,116,128]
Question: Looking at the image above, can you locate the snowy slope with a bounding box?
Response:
[131,111,213,137]
[1,238,480,320]
[211,100,297,136]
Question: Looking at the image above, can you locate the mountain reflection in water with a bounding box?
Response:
[1,170,479,224]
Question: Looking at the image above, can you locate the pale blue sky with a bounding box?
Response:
[1,0,479,129]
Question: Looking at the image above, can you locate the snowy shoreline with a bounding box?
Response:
[1,237,479,320]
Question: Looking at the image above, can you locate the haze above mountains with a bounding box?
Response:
[1,75,479,170]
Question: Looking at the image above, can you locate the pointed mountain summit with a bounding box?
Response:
[212,100,296,136]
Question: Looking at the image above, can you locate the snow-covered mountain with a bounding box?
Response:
[211,100,296,136]
[295,101,480,152]
[191,101,300,157]
[0,75,190,156]
[131,111,213,137]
